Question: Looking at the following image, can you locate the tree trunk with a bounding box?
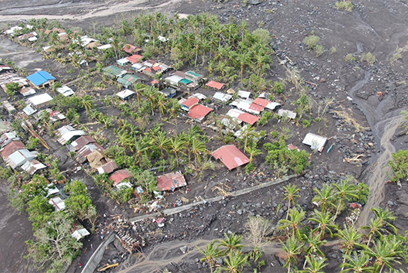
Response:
[286,200,291,220]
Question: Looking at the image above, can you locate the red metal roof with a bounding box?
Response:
[156,172,187,191]
[123,44,138,54]
[152,66,162,71]
[249,103,265,112]
[127,54,143,63]
[238,113,260,125]
[1,140,26,158]
[151,79,159,85]
[287,144,300,151]
[181,97,200,108]
[206,80,225,90]
[174,71,186,78]
[253,98,270,107]
[212,145,249,170]
[187,104,213,121]
[110,169,133,186]
[144,67,152,74]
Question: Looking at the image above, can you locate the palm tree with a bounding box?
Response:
[280,236,304,273]
[144,86,158,116]
[133,82,146,107]
[278,207,305,238]
[154,131,170,159]
[191,138,207,166]
[156,93,167,117]
[302,231,326,268]
[312,184,335,214]
[300,255,327,273]
[333,178,358,219]
[363,238,402,273]
[236,52,251,79]
[371,207,397,234]
[361,218,386,247]
[244,141,262,163]
[216,250,249,273]
[283,184,300,220]
[81,95,94,114]
[218,233,244,255]
[341,251,374,273]
[336,224,364,271]
[197,240,222,273]
[169,135,186,165]
[308,210,337,239]
[240,125,257,151]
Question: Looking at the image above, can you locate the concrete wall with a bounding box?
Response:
[81,232,115,273]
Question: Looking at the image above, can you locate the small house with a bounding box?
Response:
[56,85,75,97]
[237,112,259,125]
[6,149,38,169]
[27,93,53,108]
[27,71,56,88]
[123,44,141,54]
[69,135,96,152]
[49,196,66,211]
[278,109,297,119]
[156,171,187,192]
[180,97,199,111]
[116,89,136,100]
[165,75,183,88]
[23,105,37,116]
[132,63,146,73]
[19,87,36,97]
[158,87,176,98]
[102,66,127,78]
[212,145,249,170]
[117,58,130,66]
[187,104,213,122]
[302,133,328,152]
[117,74,141,88]
[127,54,143,64]
[238,90,251,99]
[213,92,232,103]
[206,80,225,90]
[21,159,46,175]
[97,161,118,175]
[1,140,26,158]
[97,44,112,51]
[56,125,86,145]
[253,98,281,110]
[185,71,203,84]
[110,169,133,187]
[3,100,16,114]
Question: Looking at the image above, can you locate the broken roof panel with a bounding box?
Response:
[56,125,85,145]
[206,80,225,90]
[56,85,75,97]
[110,169,133,186]
[21,159,46,175]
[157,171,187,191]
[97,161,118,175]
[302,133,327,152]
[187,104,213,121]
[212,145,249,170]
[70,135,96,151]
[6,149,37,169]
[213,92,233,102]
[278,109,297,119]
[49,196,65,211]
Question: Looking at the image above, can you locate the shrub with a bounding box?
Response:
[361,52,376,65]
[389,149,408,182]
[335,1,354,12]
[303,35,320,49]
[302,119,311,128]
[258,111,273,126]
[5,82,20,97]
[330,47,337,54]
[272,82,284,94]
[345,53,356,62]
[246,162,255,174]
[315,45,325,57]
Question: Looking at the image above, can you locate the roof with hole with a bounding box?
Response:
[110,169,133,186]
[212,145,249,170]
[157,171,187,191]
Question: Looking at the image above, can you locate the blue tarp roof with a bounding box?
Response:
[27,71,56,86]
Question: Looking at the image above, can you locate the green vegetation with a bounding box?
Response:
[303,35,320,50]
[361,52,376,65]
[335,0,354,12]
[314,44,325,57]
[345,53,356,62]
[5,82,21,97]
[330,46,337,54]
[388,149,408,183]
[26,136,40,150]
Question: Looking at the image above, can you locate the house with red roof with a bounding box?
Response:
[237,112,259,125]
[109,169,133,187]
[123,44,141,54]
[187,104,213,122]
[180,97,199,111]
[126,54,143,64]
[206,80,225,90]
[156,171,187,192]
[212,145,249,170]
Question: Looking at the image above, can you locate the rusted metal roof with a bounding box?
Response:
[97,161,118,174]
[1,140,26,158]
[156,171,187,191]
[110,169,133,186]
[70,135,96,151]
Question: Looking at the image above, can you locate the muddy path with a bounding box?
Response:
[0,0,183,21]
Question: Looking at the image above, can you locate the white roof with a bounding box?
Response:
[227,109,245,118]
[117,58,130,65]
[165,75,183,84]
[5,26,22,35]
[56,86,75,97]
[190,93,207,100]
[213,92,233,102]
[28,37,37,42]
[265,102,281,110]
[6,149,37,169]
[27,93,53,106]
[221,117,241,129]
[158,35,169,42]
[78,36,97,47]
[20,87,36,96]
[237,100,260,115]
[71,228,90,241]
[46,184,60,197]
[132,63,145,70]
[238,90,251,99]
[23,105,37,115]
[43,46,52,51]
[49,197,66,211]
[97,44,112,50]
[57,130,86,145]
[21,159,46,174]
[116,89,135,99]
[116,182,133,189]
[278,109,297,119]
[302,133,328,152]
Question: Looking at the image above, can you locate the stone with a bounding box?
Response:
[180,246,187,254]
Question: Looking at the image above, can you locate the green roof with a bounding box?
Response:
[180,78,193,85]
[103,66,125,77]
[186,71,202,77]
[117,74,141,87]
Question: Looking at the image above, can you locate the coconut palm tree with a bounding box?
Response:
[278,207,305,238]
[280,235,304,273]
[371,207,397,234]
[197,240,222,273]
[169,135,186,165]
[300,255,327,273]
[363,238,402,273]
[312,184,335,214]
[361,218,386,247]
[244,141,262,163]
[283,184,300,220]
[302,231,327,268]
[333,178,358,219]
[336,224,364,271]
[341,251,374,273]
[81,95,94,115]
[216,250,249,273]
[240,125,257,151]
[218,233,244,255]
[154,131,170,159]
[308,209,337,239]
[191,138,207,166]
[156,93,167,117]
[144,86,158,116]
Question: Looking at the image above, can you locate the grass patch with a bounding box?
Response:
[335,1,354,12]
[361,52,376,65]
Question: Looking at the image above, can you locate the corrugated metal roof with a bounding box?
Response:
[238,113,260,125]
[157,171,187,191]
[212,145,249,170]
[110,169,133,186]
[27,93,53,106]
[1,140,26,158]
[187,104,213,121]
[206,80,225,90]
[27,71,55,86]
[302,133,327,152]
